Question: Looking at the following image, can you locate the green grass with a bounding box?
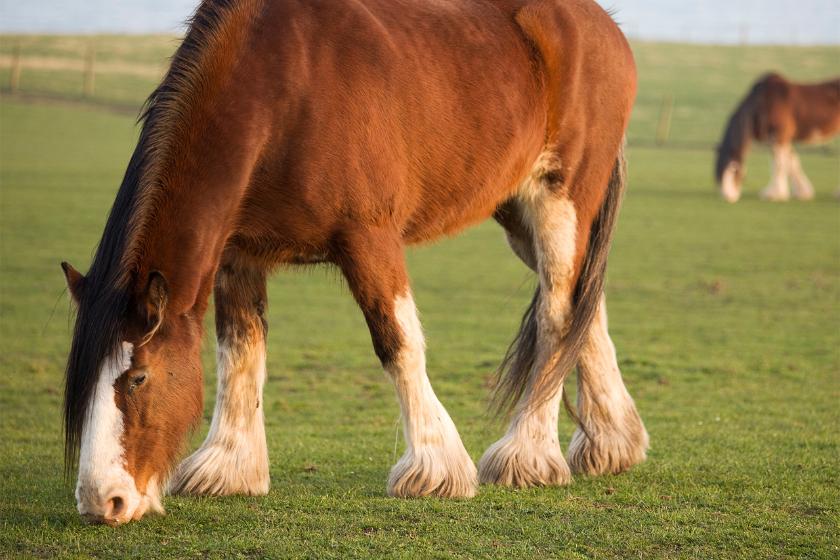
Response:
[1,38,839,558]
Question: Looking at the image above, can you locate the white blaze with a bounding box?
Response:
[75,342,157,523]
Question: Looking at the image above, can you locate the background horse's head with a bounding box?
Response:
[62,262,204,525]
[715,148,745,203]
[714,75,776,203]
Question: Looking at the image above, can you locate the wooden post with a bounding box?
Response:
[10,43,22,93]
[656,92,674,146]
[84,47,96,98]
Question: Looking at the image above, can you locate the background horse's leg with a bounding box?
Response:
[761,142,792,201]
[568,294,649,475]
[479,191,578,488]
[335,227,476,498]
[788,148,815,200]
[169,248,269,496]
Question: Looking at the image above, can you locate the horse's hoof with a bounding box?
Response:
[568,412,649,476]
[478,434,570,488]
[168,441,269,497]
[387,444,477,498]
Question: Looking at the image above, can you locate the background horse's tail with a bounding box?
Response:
[491,139,627,421]
[715,74,774,183]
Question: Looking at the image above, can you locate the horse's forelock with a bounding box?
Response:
[63,283,132,478]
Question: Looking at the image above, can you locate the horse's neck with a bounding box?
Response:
[130,111,263,316]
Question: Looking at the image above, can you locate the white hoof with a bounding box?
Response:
[478,432,570,488]
[568,402,649,476]
[168,436,269,496]
[388,441,476,498]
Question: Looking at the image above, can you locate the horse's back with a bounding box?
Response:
[792,78,840,141]
[757,74,840,143]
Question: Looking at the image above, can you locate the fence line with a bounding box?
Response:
[0,54,165,78]
[9,43,21,92]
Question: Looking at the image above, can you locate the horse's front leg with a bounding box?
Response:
[335,227,477,498]
[761,142,792,201]
[169,249,270,496]
[788,148,815,200]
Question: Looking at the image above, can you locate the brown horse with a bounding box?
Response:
[62,0,648,525]
[715,73,840,202]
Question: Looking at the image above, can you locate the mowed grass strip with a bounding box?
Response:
[1,39,839,558]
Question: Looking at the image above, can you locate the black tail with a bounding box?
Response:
[715,75,774,183]
[490,139,628,420]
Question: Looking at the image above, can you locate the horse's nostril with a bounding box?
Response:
[109,496,126,518]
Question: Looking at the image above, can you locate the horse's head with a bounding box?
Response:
[715,146,744,203]
[62,262,204,525]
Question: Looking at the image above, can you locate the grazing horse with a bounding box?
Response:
[715,73,840,202]
[62,0,648,526]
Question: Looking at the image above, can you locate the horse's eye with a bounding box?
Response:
[130,369,149,388]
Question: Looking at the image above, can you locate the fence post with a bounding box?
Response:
[10,43,22,93]
[84,47,96,98]
[656,92,674,145]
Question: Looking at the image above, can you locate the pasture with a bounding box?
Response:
[1,36,838,558]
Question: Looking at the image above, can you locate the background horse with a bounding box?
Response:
[61,0,647,526]
[715,73,840,202]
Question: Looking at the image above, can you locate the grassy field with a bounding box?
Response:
[1,36,838,559]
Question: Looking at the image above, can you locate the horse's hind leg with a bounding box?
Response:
[479,191,578,487]
[335,227,476,498]
[567,293,648,475]
[788,148,815,200]
[761,142,792,201]
[169,248,269,496]
[481,150,647,487]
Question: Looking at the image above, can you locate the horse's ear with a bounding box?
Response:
[61,262,85,304]
[140,271,169,345]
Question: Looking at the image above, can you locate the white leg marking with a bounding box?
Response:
[479,175,577,487]
[761,144,792,201]
[568,295,649,475]
[76,342,158,524]
[168,335,269,496]
[386,292,477,498]
[478,382,569,487]
[720,162,742,203]
[788,149,815,200]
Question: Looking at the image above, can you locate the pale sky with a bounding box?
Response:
[1,0,838,45]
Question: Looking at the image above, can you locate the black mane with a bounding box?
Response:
[63,145,145,476]
[63,0,250,476]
